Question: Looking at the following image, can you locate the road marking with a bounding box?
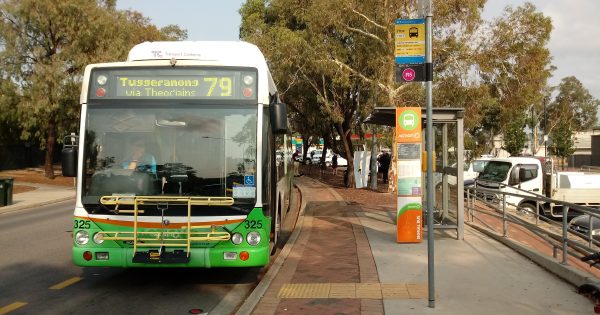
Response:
[49,277,83,290]
[0,302,27,315]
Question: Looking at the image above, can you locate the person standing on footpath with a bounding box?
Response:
[331,154,338,175]
[378,150,391,184]
[292,150,301,176]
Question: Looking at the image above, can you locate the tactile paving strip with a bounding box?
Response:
[278,283,427,299]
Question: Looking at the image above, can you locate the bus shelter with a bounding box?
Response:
[365,107,465,240]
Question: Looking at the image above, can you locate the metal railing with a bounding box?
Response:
[580,165,600,173]
[465,182,600,267]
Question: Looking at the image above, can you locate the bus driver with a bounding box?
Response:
[122,137,156,174]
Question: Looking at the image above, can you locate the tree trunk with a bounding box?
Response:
[389,128,397,193]
[334,122,354,187]
[369,127,378,190]
[300,136,309,163]
[342,127,355,188]
[44,118,56,179]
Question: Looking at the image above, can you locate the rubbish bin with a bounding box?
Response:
[0,177,14,207]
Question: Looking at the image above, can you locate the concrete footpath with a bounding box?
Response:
[238,177,593,315]
[0,182,75,215]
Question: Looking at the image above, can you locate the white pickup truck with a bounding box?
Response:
[475,156,600,218]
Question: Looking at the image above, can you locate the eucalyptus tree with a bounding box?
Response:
[240,0,487,186]
[0,0,185,178]
[547,76,599,134]
[546,76,599,167]
[474,3,553,153]
[0,78,19,144]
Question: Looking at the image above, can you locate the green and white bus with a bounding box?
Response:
[62,41,292,267]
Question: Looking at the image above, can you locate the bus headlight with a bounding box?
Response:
[247,231,261,246]
[93,232,105,244]
[75,230,89,245]
[231,233,243,245]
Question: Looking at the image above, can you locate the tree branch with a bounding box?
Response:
[328,57,389,93]
[351,8,386,30]
[345,25,385,45]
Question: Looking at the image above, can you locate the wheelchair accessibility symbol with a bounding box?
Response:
[244,175,255,186]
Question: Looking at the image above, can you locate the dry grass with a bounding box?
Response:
[299,164,395,206]
[0,167,75,194]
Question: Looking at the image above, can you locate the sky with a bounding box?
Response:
[116,0,600,105]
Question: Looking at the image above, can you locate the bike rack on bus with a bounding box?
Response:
[98,196,234,263]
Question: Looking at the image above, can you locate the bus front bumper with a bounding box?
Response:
[72,245,269,268]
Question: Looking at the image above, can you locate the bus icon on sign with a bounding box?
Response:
[403,114,415,127]
[409,27,419,38]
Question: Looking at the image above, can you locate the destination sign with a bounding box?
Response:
[89,68,257,100]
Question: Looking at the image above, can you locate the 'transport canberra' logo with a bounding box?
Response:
[398,110,418,131]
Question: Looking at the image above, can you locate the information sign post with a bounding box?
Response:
[394,1,435,308]
[395,107,422,243]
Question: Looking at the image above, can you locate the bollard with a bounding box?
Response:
[0,177,14,207]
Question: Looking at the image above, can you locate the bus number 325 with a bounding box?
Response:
[244,220,263,229]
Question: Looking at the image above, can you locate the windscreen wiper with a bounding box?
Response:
[228,205,251,214]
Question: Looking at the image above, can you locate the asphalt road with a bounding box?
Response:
[0,200,287,315]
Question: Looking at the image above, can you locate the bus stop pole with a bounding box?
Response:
[424,0,435,308]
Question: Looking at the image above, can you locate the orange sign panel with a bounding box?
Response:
[395,107,422,143]
[397,198,422,242]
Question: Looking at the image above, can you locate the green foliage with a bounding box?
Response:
[239,0,599,174]
[501,115,527,156]
[467,3,554,157]
[0,0,186,176]
[477,3,554,118]
[239,0,487,186]
[0,79,20,144]
[549,122,575,169]
[547,76,599,133]
[544,76,598,168]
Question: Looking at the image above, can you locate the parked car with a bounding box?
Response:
[569,214,600,241]
[310,149,324,164]
[311,150,348,167]
[435,157,491,188]
[325,154,347,167]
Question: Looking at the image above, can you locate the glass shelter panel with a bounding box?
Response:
[429,121,462,228]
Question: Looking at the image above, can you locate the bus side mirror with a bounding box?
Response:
[62,134,78,177]
[270,102,288,134]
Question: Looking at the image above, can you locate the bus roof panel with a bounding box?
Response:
[127,41,267,67]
